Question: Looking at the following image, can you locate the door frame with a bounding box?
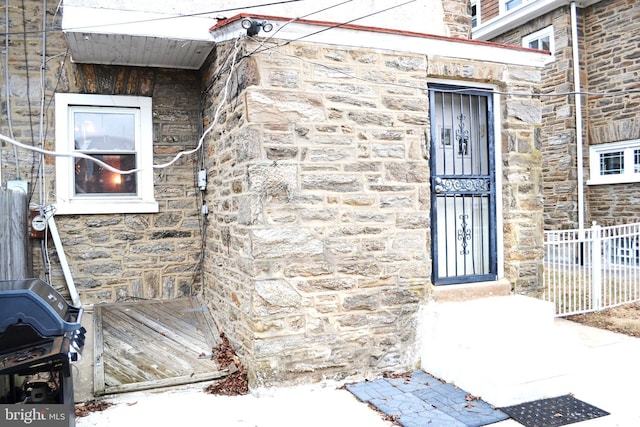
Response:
[427,80,504,285]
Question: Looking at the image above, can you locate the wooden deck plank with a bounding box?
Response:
[93,306,106,395]
[101,309,212,376]
[133,302,209,346]
[121,299,209,343]
[94,297,225,395]
[102,310,194,375]
[116,306,209,355]
[191,296,220,349]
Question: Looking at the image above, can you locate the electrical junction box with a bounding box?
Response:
[7,180,28,194]
[198,170,207,191]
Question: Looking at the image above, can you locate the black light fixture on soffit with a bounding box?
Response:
[241,18,274,36]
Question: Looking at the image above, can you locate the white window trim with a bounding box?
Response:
[471,0,481,28]
[522,25,555,61]
[588,140,640,185]
[54,93,158,214]
[500,0,531,15]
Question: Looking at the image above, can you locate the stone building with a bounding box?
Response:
[1,0,548,394]
[473,0,640,229]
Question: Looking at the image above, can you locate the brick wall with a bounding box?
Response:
[0,0,204,303]
[201,37,544,388]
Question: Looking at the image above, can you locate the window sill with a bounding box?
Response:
[587,176,640,186]
[54,200,159,215]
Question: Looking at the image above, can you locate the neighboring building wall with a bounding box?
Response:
[489,6,581,230]
[583,0,640,226]
[200,37,544,388]
[442,0,473,38]
[1,0,204,303]
[482,0,500,21]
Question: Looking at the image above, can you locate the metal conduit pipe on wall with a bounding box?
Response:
[571,1,585,234]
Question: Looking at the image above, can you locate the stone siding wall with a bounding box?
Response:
[489,7,580,230]
[1,0,204,303]
[201,38,544,388]
[490,1,640,228]
[442,0,473,38]
[583,0,640,225]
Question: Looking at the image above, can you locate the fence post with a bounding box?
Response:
[591,221,602,311]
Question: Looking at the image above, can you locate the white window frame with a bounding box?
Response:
[54,93,158,214]
[471,0,480,28]
[522,26,555,60]
[588,140,640,185]
[500,0,531,14]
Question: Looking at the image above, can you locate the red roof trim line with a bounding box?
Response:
[209,13,551,56]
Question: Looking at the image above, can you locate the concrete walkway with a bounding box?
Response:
[76,319,640,427]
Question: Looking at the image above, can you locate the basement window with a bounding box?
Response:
[588,140,640,185]
[54,94,158,214]
[522,26,554,59]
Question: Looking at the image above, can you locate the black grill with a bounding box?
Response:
[0,279,85,426]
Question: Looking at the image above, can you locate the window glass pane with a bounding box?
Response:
[600,151,623,175]
[74,154,137,195]
[528,40,539,49]
[74,112,136,151]
[471,4,477,27]
[506,0,522,10]
[540,36,550,51]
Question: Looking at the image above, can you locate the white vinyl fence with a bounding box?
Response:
[543,222,640,316]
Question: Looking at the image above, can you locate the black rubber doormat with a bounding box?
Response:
[500,394,609,427]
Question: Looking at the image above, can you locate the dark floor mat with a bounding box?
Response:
[499,394,609,427]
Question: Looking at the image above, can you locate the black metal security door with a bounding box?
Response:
[429,85,497,285]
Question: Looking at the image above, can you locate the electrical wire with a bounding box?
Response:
[247,37,640,99]
[244,0,354,57]
[37,0,47,207]
[246,0,416,58]
[3,1,640,178]
[282,0,417,46]
[4,0,19,180]
[3,57,640,177]
[0,0,308,37]
[21,0,37,187]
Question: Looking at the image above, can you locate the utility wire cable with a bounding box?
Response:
[3,52,640,176]
[4,0,19,179]
[246,39,640,99]
[249,0,416,56]
[0,37,243,176]
[244,0,353,58]
[1,0,307,36]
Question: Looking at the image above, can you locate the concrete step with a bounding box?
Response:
[419,295,579,407]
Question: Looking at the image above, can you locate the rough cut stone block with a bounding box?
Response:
[246,90,325,123]
[253,279,302,316]
[301,174,362,192]
[508,100,542,124]
[343,293,379,311]
[251,228,324,259]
